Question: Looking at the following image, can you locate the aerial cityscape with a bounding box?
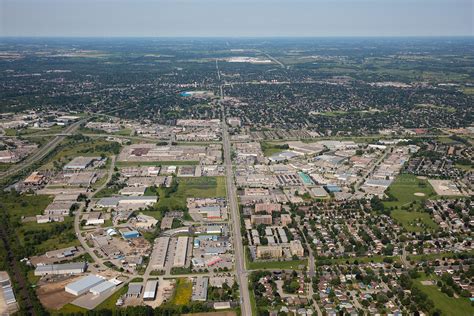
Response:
[0,1,473,316]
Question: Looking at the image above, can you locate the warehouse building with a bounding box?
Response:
[143,279,159,301]
[65,275,105,296]
[149,237,169,271]
[63,156,100,171]
[90,280,116,296]
[34,262,87,276]
[173,236,189,268]
[126,283,142,298]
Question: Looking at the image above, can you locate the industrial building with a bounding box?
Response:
[173,236,189,268]
[143,279,159,300]
[34,262,87,276]
[119,228,140,239]
[90,280,116,295]
[126,283,142,298]
[191,277,208,301]
[63,156,100,171]
[149,237,169,271]
[65,275,105,296]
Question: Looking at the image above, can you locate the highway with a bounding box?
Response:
[216,60,252,315]
[0,118,85,180]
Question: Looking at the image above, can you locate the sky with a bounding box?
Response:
[0,0,473,37]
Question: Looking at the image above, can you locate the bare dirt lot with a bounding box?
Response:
[37,276,79,310]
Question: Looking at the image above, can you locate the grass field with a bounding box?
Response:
[18,217,80,254]
[247,259,307,270]
[40,138,118,171]
[52,304,87,315]
[414,274,474,316]
[260,142,288,157]
[95,286,127,310]
[0,192,53,220]
[317,255,399,265]
[155,176,226,210]
[171,278,192,305]
[383,174,437,209]
[391,209,438,232]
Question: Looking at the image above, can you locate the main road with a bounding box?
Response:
[216,59,252,315]
[0,118,85,179]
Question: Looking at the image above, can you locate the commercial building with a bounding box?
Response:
[143,279,159,300]
[65,275,105,296]
[256,245,283,259]
[173,236,189,268]
[34,262,87,276]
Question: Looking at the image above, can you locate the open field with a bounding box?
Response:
[316,255,399,266]
[37,276,78,311]
[0,192,53,220]
[247,258,307,270]
[39,137,119,171]
[155,176,226,210]
[52,304,87,315]
[18,217,80,254]
[391,209,438,232]
[171,278,192,306]
[95,286,127,310]
[384,174,437,209]
[414,274,474,316]
[260,142,288,157]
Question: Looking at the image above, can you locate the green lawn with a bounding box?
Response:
[414,274,474,316]
[384,174,437,209]
[154,176,226,210]
[391,209,438,232]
